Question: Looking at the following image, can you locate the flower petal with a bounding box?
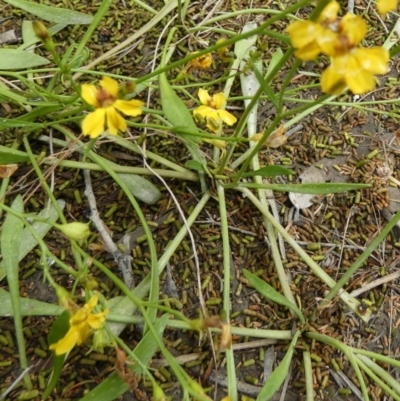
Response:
[106,107,126,135]
[87,310,108,329]
[378,0,398,14]
[75,322,91,345]
[114,99,144,116]
[81,84,100,107]
[49,327,79,355]
[217,109,237,126]
[319,0,340,22]
[193,105,213,119]
[100,76,119,98]
[295,42,322,61]
[212,93,226,109]
[206,110,221,132]
[353,47,389,74]
[287,21,320,50]
[346,69,376,94]
[198,88,211,105]
[341,15,367,47]
[82,109,106,138]
[321,65,346,94]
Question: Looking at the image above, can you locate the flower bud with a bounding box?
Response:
[54,284,72,309]
[32,20,55,52]
[92,328,111,353]
[56,222,91,244]
[152,383,167,401]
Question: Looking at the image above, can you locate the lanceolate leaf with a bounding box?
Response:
[0,49,49,69]
[243,270,305,323]
[159,73,201,143]
[2,0,93,24]
[240,166,294,178]
[257,331,300,401]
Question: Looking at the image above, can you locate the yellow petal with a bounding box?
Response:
[193,105,213,119]
[321,65,346,94]
[100,76,119,98]
[317,29,341,56]
[81,84,100,107]
[87,310,108,329]
[106,107,126,135]
[346,69,376,94]
[212,93,226,109]
[206,110,221,132]
[340,15,367,47]
[295,42,322,61]
[86,295,98,311]
[198,88,211,105]
[49,327,79,355]
[217,109,237,126]
[114,99,144,116]
[318,0,340,22]
[378,0,398,13]
[286,21,319,49]
[353,47,389,74]
[82,109,106,138]
[75,322,91,345]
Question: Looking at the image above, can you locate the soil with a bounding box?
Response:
[1,0,400,400]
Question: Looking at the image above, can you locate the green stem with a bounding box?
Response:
[216,183,237,401]
[73,0,113,61]
[302,351,314,401]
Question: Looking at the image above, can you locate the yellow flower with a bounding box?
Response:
[378,0,398,14]
[286,1,340,60]
[193,89,237,132]
[49,295,108,355]
[81,76,144,138]
[321,47,389,94]
[287,1,367,60]
[186,52,213,71]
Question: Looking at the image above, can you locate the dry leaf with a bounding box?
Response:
[0,164,18,178]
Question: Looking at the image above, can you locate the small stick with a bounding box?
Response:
[83,169,134,289]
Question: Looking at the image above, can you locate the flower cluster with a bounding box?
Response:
[287,1,389,94]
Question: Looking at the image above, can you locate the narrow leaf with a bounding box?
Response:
[0,49,49,69]
[243,270,305,323]
[159,73,201,142]
[0,288,63,316]
[80,314,169,401]
[257,331,300,401]
[43,311,70,399]
[0,199,65,281]
[185,160,205,172]
[3,0,93,24]
[0,146,30,164]
[117,173,161,205]
[240,166,294,178]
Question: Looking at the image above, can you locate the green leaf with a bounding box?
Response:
[266,48,284,79]
[2,0,93,24]
[0,118,44,128]
[241,166,294,178]
[253,64,279,111]
[237,182,371,194]
[185,160,205,172]
[43,311,70,399]
[159,73,201,143]
[243,270,305,323]
[0,199,65,281]
[80,314,169,401]
[0,146,30,164]
[0,49,50,69]
[257,331,300,401]
[117,173,161,205]
[0,289,63,316]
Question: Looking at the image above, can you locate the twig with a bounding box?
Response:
[0,367,33,400]
[349,271,400,297]
[83,169,134,289]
